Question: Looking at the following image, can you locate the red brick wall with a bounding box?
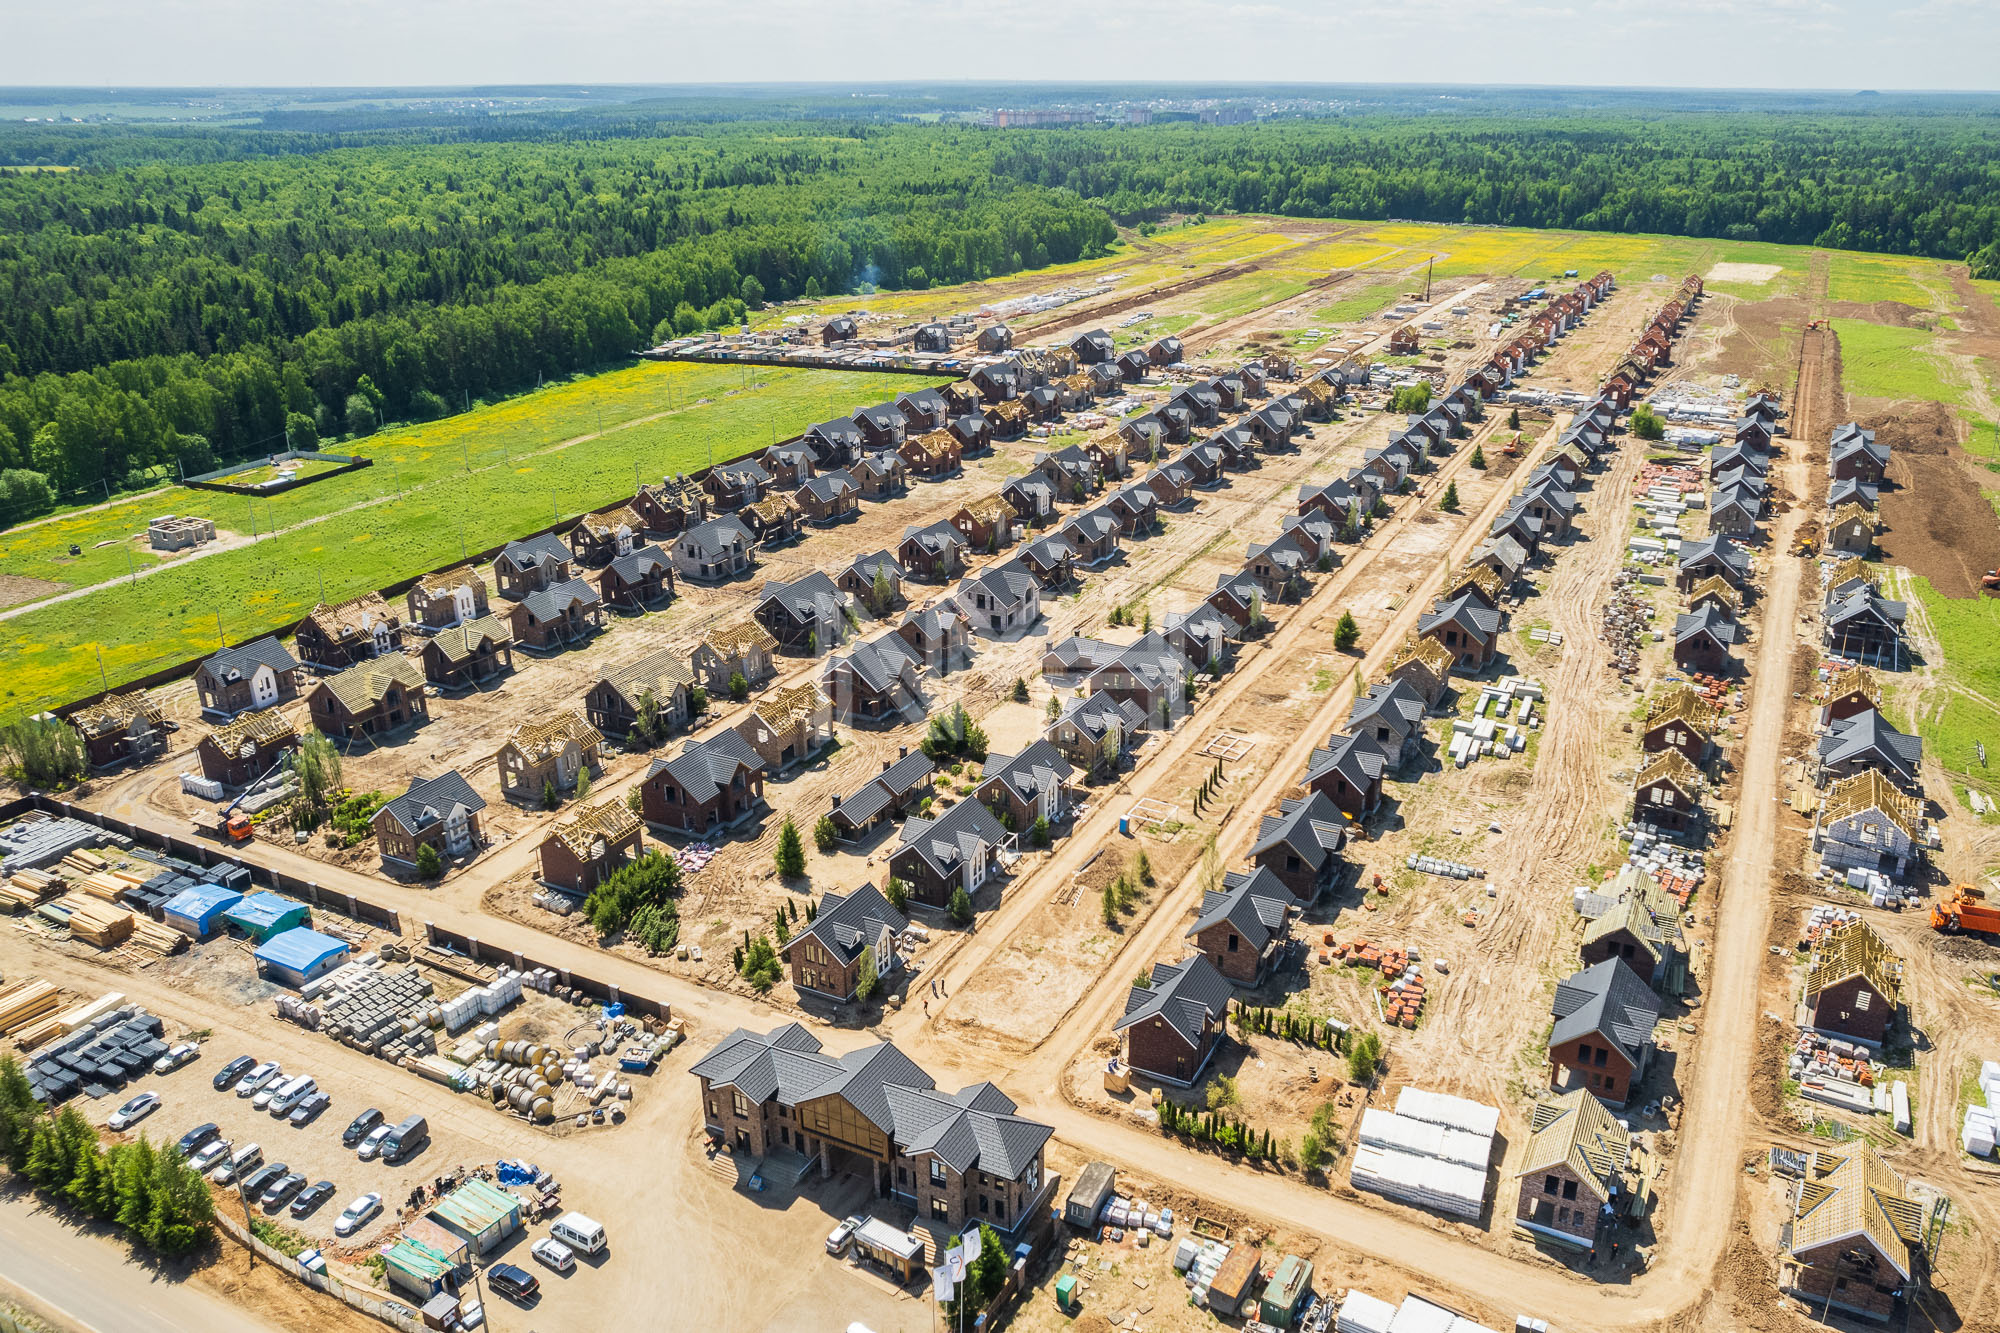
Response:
[1810,976,1891,1044]
[1193,923,1264,983]
[1514,1164,1602,1245]
[1549,1036,1636,1105]
[1125,1016,1212,1084]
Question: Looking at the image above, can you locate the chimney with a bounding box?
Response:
[832,793,841,807]
[899,745,909,759]
[883,758,893,773]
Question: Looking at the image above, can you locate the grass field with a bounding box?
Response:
[1826,252,1945,307]
[1830,319,1971,405]
[0,364,926,713]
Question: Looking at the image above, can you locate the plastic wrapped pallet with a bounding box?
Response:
[1335,1290,1399,1333]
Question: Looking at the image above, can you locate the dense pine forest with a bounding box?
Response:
[3,95,1999,519]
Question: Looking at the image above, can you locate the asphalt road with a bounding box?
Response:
[0,1197,274,1333]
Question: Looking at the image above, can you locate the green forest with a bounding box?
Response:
[3,101,1999,525]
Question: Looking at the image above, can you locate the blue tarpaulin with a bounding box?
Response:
[253,927,349,988]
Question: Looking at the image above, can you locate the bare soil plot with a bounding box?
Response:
[1708,262,1784,285]
[1874,399,2000,598]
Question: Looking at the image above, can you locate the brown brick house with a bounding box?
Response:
[196,709,298,786]
[1642,687,1717,764]
[420,616,513,690]
[974,740,1076,832]
[195,637,301,718]
[1803,918,1900,1046]
[899,429,961,480]
[950,500,1012,554]
[537,800,644,893]
[1186,868,1292,984]
[898,521,970,583]
[782,882,908,1001]
[584,647,697,742]
[631,476,707,537]
[1247,792,1348,904]
[690,1025,1054,1234]
[640,729,767,835]
[295,593,404,670]
[405,567,491,630]
[1633,749,1701,833]
[304,653,429,745]
[890,798,1010,910]
[506,579,603,651]
[1384,637,1456,710]
[1780,1146,1926,1322]
[371,770,486,873]
[1684,575,1741,620]
[1820,663,1881,727]
[1303,730,1390,819]
[597,545,675,612]
[754,571,850,653]
[568,504,646,567]
[492,533,575,600]
[1548,959,1660,1107]
[1513,1090,1631,1251]
[1578,866,1686,990]
[838,550,907,613]
[689,622,777,694]
[894,603,971,673]
[495,710,602,804]
[735,683,834,774]
[1672,605,1737,673]
[793,471,861,527]
[73,692,167,770]
[1113,956,1233,1085]
[1417,593,1502,672]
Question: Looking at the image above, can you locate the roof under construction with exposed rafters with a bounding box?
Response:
[753,682,830,732]
[1803,917,1901,1007]
[1634,748,1702,797]
[1644,684,1719,738]
[705,620,778,657]
[501,709,601,764]
[1819,768,1923,844]
[548,799,641,859]
[206,708,297,752]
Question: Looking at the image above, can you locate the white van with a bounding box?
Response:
[214,1142,261,1184]
[267,1075,317,1117]
[549,1212,606,1256]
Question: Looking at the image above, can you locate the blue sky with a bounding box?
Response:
[6,0,1993,90]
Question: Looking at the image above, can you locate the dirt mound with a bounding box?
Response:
[1827,299,1929,329]
[1877,434,2000,598]
[1750,1016,1790,1122]
[1932,932,2000,963]
[1874,398,1959,457]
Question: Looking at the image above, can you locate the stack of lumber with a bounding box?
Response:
[75,872,130,902]
[58,895,135,948]
[60,849,109,876]
[0,869,60,912]
[0,978,60,1036]
[131,918,187,956]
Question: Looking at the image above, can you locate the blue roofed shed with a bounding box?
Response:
[253,927,350,988]
[161,884,244,939]
[222,891,308,942]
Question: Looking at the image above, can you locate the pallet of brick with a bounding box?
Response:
[0,979,60,1035]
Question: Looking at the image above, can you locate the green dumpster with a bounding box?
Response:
[1055,1274,1079,1313]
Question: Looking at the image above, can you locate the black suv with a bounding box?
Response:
[176,1122,221,1158]
[238,1162,287,1200]
[212,1056,255,1092]
[289,1180,336,1218]
[487,1264,540,1302]
[341,1107,384,1147]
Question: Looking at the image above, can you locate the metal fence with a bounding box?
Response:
[212,1210,426,1333]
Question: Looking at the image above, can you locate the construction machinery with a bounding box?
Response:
[1930,884,2000,935]
[223,812,253,843]
[1981,570,2000,593]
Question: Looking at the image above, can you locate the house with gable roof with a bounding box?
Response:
[640,729,767,834]
[1418,592,1504,672]
[1513,1089,1632,1251]
[492,533,575,600]
[304,653,429,745]
[953,561,1042,639]
[1578,865,1686,992]
[1817,709,1922,789]
[584,647,697,741]
[1346,679,1430,768]
[689,1024,1054,1233]
[597,543,675,612]
[754,571,850,653]
[735,683,834,774]
[821,634,927,727]
[421,616,513,689]
[196,708,299,786]
[371,771,486,872]
[195,637,302,717]
[826,750,934,841]
[889,798,1011,909]
[295,592,404,670]
[1385,637,1456,710]
[689,621,778,694]
[505,578,603,651]
[1814,768,1925,881]
[1823,586,1906,666]
[1780,1145,1927,1321]
[1187,866,1292,984]
[1803,918,1901,1045]
[1303,730,1391,818]
[405,566,491,631]
[537,799,643,893]
[1248,792,1349,903]
[496,710,601,803]
[1673,603,1739,673]
[72,692,167,771]
[568,504,646,567]
[974,740,1077,831]
[784,882,909,1001]
[1045,690,1148,775]
[1829,423,1889,484]
[1642,686,1719,764]
[674,515,757,584]
[1548,958,1661,1107]
[1633,749,1703,833]
[1113,956,1234,1085]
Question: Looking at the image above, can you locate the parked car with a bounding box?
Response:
[266,1075,317,1117]
[260,1172,306,1209]
[289,1180,337,1219]
[356,1125,392,1161]
[175,1122,221,1158]
[334,1192,383,1238]
[212,1055,255,1092]
[108,1091,160,1131]
[152,1043,201,1075]
[825,1215,865,1256]
[213,1143,262,1186]
[530,1238,575,1274]
[238,1162,285,1199]
[341,1108,384,1148]
[288,1092,331,1127]
[188,1139,232,1174]
[235,1062,281,1098]
[486,1263,540,1302]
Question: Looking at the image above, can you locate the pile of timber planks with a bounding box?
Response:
[131,918,187,956]
[0,978,60,1036]
[0,869,61,912]
[58,895,135,948]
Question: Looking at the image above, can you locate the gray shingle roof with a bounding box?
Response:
[1187,877,1289,953]
[496,532,572,575]
[980,740,1074,807]
[1418,593,1503,641]
[1054,690,1147,745]
[757,570,845,625]
[1675,604,1739,647]
[1348,679,1429,740]
[1305,730,1390,791]
[1551,959,1662,1067]
[961,560,1039,607]
[1825,587,1907,631]
[896,797,1010,876]
[652,728,766,804]
[1114,956,1233,1047]
[378,770,485,837]
[203,636,299,685]
[797,471,859,505]
[1250,792,1348,874]
[606,544,671,584]
[518,578,600,624]
[786,882,907,968]
[1819,709,1922,783]
[681,515,756,559]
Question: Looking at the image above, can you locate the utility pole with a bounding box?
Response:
[123,545,135,584]
[552,490,559,524]
[1425,257,1434,304]
[217,610,225,647]
[95,647,108,694]
[247,499,257,539]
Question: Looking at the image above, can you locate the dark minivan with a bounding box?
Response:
[381,1114,428,1163]
[342,1107,384,1147]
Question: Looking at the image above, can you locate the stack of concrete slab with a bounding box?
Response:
[0,817,126,877]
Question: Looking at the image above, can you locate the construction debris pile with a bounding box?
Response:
[1788,1031,1910,1132]
[1600,571,1654,676]
[1336,938,1432,1028]
[1449,679,1539,767]
[1613,829,1706,905]
[672,841,720,877]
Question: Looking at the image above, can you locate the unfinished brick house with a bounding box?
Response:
[506,579,603,651]
[1819,663,1881,727]
[371,771,486,873]
[420,616,514,690]
[754,571,850,653]
[496,710,602,804]
[899,429,961,480]
[631,476,707,537]
[640,730,767,835]
[295,592,404,670]
[1417,593,1502,672]
[1512,1089,1631,1251]
[1672,604,1737,673]
[568,504,645,567]
[793,470,861,527]
[705,459,773,511]
[537,799,644,894]
[195,637,302,718]
[405,567,491,630]
[1633,749,1702,833]
[1303,730,1390,819]
[73,692,167,770]
[304,653,430,746]
[1779,1145,1926,1323]
[1577,866,1686,992]
[742,494,802,549]
[1548,958,1660,1108]
[1640,685,1717,764]
[950,500,1012,554]
[689,622,777,695]
[689,1024,1054,1234]
[1384,637,1456,710]
[734,683,834,774]
[597,544,675,613]
[1814,769,1925,882]
[584,647,697,742]
[781,882,908,1002]
[1803,918,1900,1046]
[1113,956,1233,1085]
[196,708,299,786]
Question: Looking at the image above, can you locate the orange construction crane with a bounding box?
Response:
[1931,883,2000,935]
